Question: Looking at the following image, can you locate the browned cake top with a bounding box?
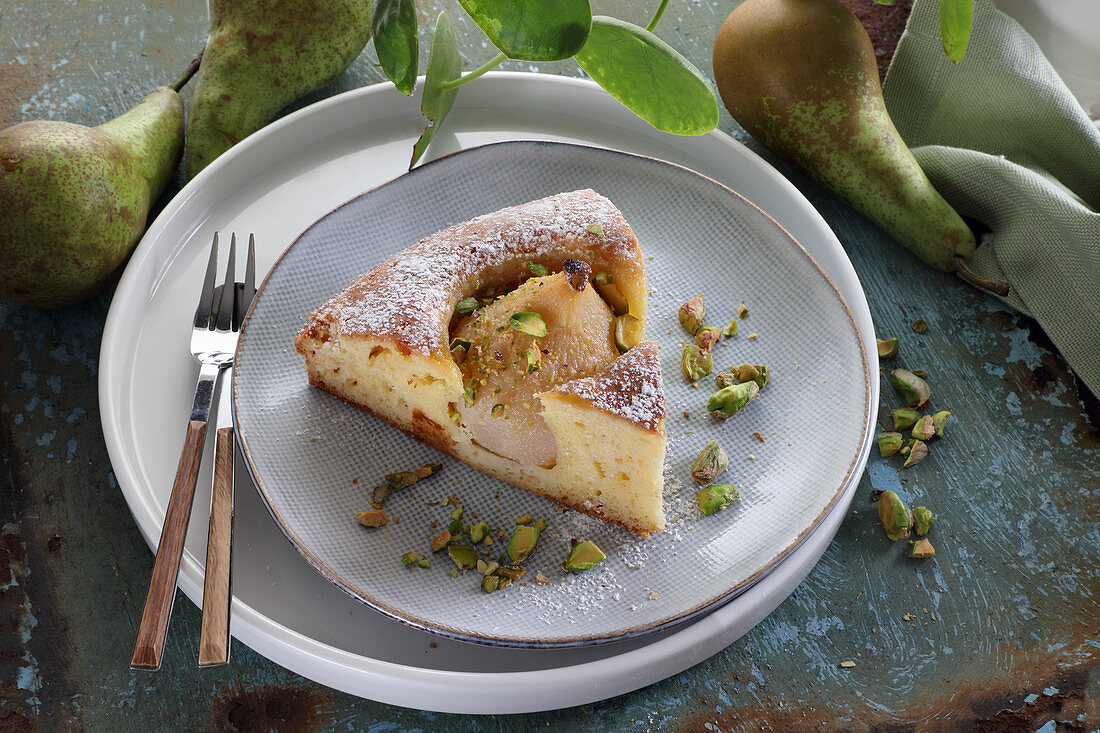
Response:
[546,340,666,433]
[304,189,643,356]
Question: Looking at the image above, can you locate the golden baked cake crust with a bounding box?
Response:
[295,190,668,535]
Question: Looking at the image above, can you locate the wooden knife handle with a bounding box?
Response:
[199,426,234,667]
[131,419,207,671]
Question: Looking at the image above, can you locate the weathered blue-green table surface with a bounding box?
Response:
[2,1,1097,730]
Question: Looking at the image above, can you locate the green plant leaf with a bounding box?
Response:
[458,0,591,61]
[371,0,419,95]
[574,16,718,136]
[412,11,462,168]
[940,0,974,63]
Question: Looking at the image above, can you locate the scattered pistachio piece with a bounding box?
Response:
[535,571,552,585]
[615,314,643,352]
[525,346,541,373]
[890,407,921,431]
[697,484,740,515]
[491,403,505,418]
[878,432,904,457]
[691,440,729,484]
[447,545,478,571]
[430,530,453,553]
[496,565,526,581]
[735,363,760,383]
[525,261,548,277]
[721,318,738,339]
[912,368,928,378]
[707,381,759,420]
[876,490,912,541]
[450,504,464,522]
[355,510,387,528]
[481,575,503,593]
[593,272,628,315]
[450,338,470,365]
[533,518,548,533]
[469,521,490,544]
[931,410,951,438]
[890,368,932,407]
[401,552,431,569]
[902,440,929,468]
[839,660,857,669]
[911,416,936,441]
[678,295,706,335]
[906,537,935,558]
[876,338,899,359]
[510,312,547,337]
[681,343,714,382]
[586,222,605,237]
[455,297,478,315]
[737,304,749,318]
[714,371,736,389]
[476,559,500,576]
[515,514,533,525]
[912,506,934,536]
[447,518,463,536]
[506,525,540,564]
[370,483,391,509]
[563,541,606,572]
[695,325,721,351]
[911,319,928,333]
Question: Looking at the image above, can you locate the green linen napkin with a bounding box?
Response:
[883,0,1100,398]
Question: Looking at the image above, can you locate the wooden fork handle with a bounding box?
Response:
[198,426,234,667]
[131,419,207,671]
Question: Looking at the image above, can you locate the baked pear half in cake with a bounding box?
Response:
[294,189,667,535]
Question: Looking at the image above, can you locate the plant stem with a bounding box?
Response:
[169,47,205,93]
[440,52,507,91]
[646,0,671,32]
[954,256,1009,297]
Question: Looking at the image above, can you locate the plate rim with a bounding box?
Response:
[98,71,880,712]
[232,138,872,648]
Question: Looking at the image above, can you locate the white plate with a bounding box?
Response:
[235,140,870,647]
[100,73,879,712]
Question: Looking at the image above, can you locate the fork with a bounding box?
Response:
[131,233,245,671]
[198,235,256,667]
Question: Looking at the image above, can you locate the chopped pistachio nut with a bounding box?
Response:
[468,521,490,544]
[525,261,548,277]
[735,363,759,383]
[447,518,463,536]
[839,660,857,669]
[515,514,533,525]
[370,483,391,509]
[533,518,548,533]
[476,559,500,576]
[691,440,729,484]
[355,509,387,528]
[481,575,503,593]
[447,545,478,571]
[563,541,606,572]
[455,297,478,315]
[525,346,541,373]
[430,530,453,553]
[902,440,929,468]
[615,314,643,352]
[535,571,552,585]
[678,295,706,335]
[912,368,928,378]
[931,410,951,438]
[697,484,740,515]
[721,318,738,339]
[462,384,476,407]
[491,403,505,418]
[714,371,736,389]
[876,490,912,541]
[876,338,899,359]
[912,506,934,536]
[911,415,936,441]
[586,222,605,237]
[450,338,470,364]
[737,304,749,318]
[878,431,904,457]
[707,381,759,420]
[911,319,928,334]
[890,407,921,431]
[496,565,526,581]
[681,343,713,382]
[906,537,935,558]
[695,325,721,351]
[506,524,540,564]
[401,552,431,569]
[510,311,547,337]
[450,504,464,521]
[890,369,932,407]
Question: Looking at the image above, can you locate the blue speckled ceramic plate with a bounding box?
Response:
[234,140,870,648]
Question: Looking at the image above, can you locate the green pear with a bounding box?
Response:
[0,59,198,308]
[712,0,974,272]
[185,0,373,179]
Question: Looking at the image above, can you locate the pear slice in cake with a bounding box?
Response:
[294,189,668,535]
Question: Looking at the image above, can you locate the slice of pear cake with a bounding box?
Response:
[294,189,668,535]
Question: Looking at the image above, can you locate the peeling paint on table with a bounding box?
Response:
[1,1,1097,731]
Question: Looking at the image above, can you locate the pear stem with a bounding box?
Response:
[168,47,205,93]
[646,0,671,32]
[954,256,1009,297]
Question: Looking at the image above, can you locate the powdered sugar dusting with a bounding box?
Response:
[309,190,641,355]
[551,341,666,431]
